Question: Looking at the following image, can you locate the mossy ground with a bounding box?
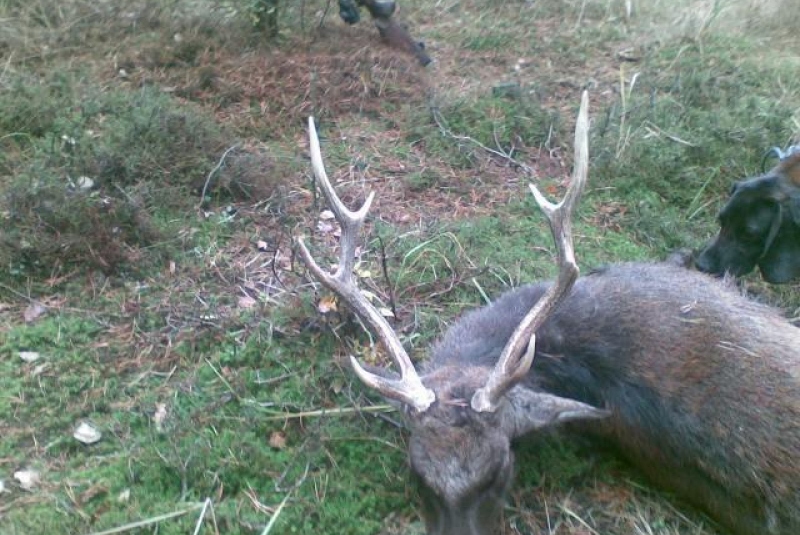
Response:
[0,1,798,534]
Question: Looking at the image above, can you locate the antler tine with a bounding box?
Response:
[297,116,435,413]
[472,91,589,413]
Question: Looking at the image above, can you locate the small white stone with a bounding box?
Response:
[14,469,40,491]
[73,422,102,445]
[19,351,41,363]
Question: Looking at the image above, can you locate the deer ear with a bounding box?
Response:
[505,387,610,438]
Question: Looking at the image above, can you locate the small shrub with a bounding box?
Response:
[410,94,558,169]
[0,75,250,278]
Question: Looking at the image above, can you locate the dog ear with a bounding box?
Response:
[776,152,800,187]
[773,153,800,223]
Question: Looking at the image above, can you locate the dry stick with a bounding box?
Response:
[207,497,221,535]
[86,502,206,535]
[198,144,239,209]
[430,105,537,176]
[642,120,697,147]
[261,491,292,535]
[258,404,395,421]
[271,241,286,287]
[204,357,240,400]
[560,503,602,535]
[376,235,399,319]
[191,498,214,535]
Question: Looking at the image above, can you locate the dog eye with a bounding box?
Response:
[737,203,776,240]
[742,224,763,240]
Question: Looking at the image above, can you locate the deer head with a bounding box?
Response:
[297,92,608,535]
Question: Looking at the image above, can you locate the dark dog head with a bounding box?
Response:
[696,153,800,283]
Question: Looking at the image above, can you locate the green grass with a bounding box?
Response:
[1,0,799,534]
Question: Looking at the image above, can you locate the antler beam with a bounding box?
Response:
[297,117,436,412]
[472,91,590,413]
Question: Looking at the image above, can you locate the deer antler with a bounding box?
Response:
[472,91,590,413]
[297,117,436,413]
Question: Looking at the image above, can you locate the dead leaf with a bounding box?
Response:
[269,431,287,449]
[14,469,40,491]
[23,303,46,323]
[317,295,337,314]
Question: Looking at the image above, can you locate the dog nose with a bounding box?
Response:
[694,246,717,274]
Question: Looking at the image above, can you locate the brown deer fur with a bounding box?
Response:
[418,262,799,535]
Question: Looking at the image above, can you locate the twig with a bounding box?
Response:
[270,232,287,290]
[255,404,395,421]
[261,489,292,535]
[471,277,491,306]
[198,144,239,209]
[204,358,240,400]
[430,105,537,176]
[191,498,213,535]
[642,121,697,147]
[86,502,206,535]
[560,503,601,535]
[275,461,311,493]
[376,235,398,320]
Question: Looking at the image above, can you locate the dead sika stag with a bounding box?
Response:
[297,92,800,535]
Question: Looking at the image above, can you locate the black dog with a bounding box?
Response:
[696,153,800,283]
